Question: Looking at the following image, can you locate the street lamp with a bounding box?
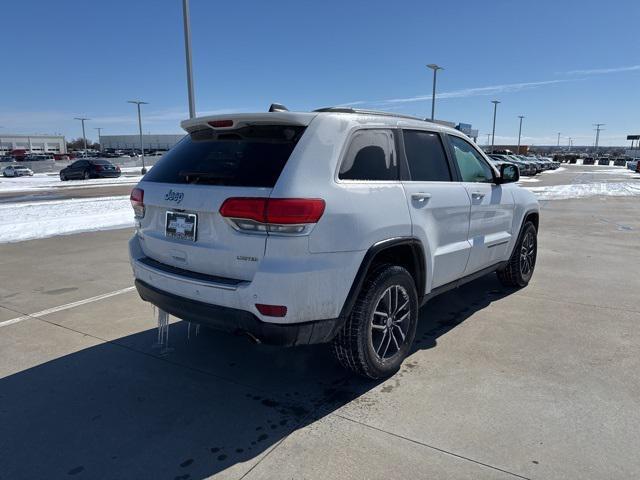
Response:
[74,117,90,156]
[517,115,525,155]
[426,64,444,121]
[182,0,196,118]
[557,132,561,147]
[94,127,103,153]
[127,100,149,174]
[568,137,573,152]
[490,100,500,154]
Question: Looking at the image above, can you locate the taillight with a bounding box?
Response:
[94,164,104,171]
[130,187,144,218]
[219,197,325,234]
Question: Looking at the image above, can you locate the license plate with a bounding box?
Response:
[165,211,197,241]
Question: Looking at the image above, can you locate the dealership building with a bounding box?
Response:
[100,134,184,151]
[0,134,67,155]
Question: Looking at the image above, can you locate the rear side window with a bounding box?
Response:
[143,125,306,187]
[339,129,397,181]
[402,130,451,181]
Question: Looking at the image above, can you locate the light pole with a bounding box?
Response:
[517,115,525,154]
[127,100,149,174]
[557,132,561,147]
[74,117,90,156]
[568,137,572,152]
[182,0,196,118]
[486,133,492,146]
[426,64,443,121]
[94,127,103,153]
[490,100,500,153]
[593,123,605,153]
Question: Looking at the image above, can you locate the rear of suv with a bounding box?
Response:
[130,107,539,379]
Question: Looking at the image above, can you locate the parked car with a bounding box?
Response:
[129,106,539,379]
[59,159,121,180]
[489,154,535,176]
[0,156,15,162]
[626,159,638,171]
[613,157,627,167]
[597,158,611,166]
[3,165,34,177]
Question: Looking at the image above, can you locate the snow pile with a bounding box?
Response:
[0,173,142,193]
[0,196,134,243]
[525,182,640,200]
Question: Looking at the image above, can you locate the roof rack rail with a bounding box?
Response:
[313,107,431,122]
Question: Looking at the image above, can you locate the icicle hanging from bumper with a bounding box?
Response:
[154,308,173,355]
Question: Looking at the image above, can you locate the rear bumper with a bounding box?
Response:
[135,279,342,346]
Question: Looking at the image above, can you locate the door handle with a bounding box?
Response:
[411,192,432,202]
[471,191,486,200]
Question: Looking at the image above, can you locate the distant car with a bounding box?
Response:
[489,154,536,176]
[582,157,595,165]
[59,159,121,181]
[613,158,627,167]
[3,165,34,177]
[0,156,15,162]
[626,159,638,171]
[598,158,610,166]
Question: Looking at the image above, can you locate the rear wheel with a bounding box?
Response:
[497,221,537,288]
[59,172,67,181]
[332,264,418,379]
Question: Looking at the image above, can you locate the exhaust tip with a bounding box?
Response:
[236,330,261,344]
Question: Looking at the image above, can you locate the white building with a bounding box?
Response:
[0,134,67,155]
[101,134,184,151]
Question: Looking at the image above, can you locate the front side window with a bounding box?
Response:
[448,136,494,183]
[339,129,397,181]
[402,130,451,181]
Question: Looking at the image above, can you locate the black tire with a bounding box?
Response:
[497,221,537,288]
[59,172,67,181]
[332,264,418,379]
[83,170,90,180]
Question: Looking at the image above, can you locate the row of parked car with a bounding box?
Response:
[487,154,560,176]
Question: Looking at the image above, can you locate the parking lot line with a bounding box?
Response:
[0,286,135,328]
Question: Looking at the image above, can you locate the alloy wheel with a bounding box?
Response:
[520,231,536,276]
[370,285,411,360]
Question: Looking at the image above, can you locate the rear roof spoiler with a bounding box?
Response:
[180,112,317,133]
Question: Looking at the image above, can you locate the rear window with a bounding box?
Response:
[142,125,306,187]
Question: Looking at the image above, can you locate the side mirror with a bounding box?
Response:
[499,163,519,184]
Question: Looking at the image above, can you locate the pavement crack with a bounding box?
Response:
[333,414,532,480]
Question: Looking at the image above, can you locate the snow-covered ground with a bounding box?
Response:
[0,173,142,193]
[0,196,134,243]
[525,182,640,200]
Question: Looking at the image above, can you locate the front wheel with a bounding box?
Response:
[83,171,90,180]
[332,264,418,379]
[497,221,537,288]
[59,172,67,181]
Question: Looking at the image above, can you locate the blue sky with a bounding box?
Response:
[2,0,639,146]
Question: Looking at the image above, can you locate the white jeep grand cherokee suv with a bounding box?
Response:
[129,106,539,379]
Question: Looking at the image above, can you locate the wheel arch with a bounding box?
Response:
[339,237,426,319]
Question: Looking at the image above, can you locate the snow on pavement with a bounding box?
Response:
[0,196,134,243]
[525,182,640,200]
[0,173,142,193]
